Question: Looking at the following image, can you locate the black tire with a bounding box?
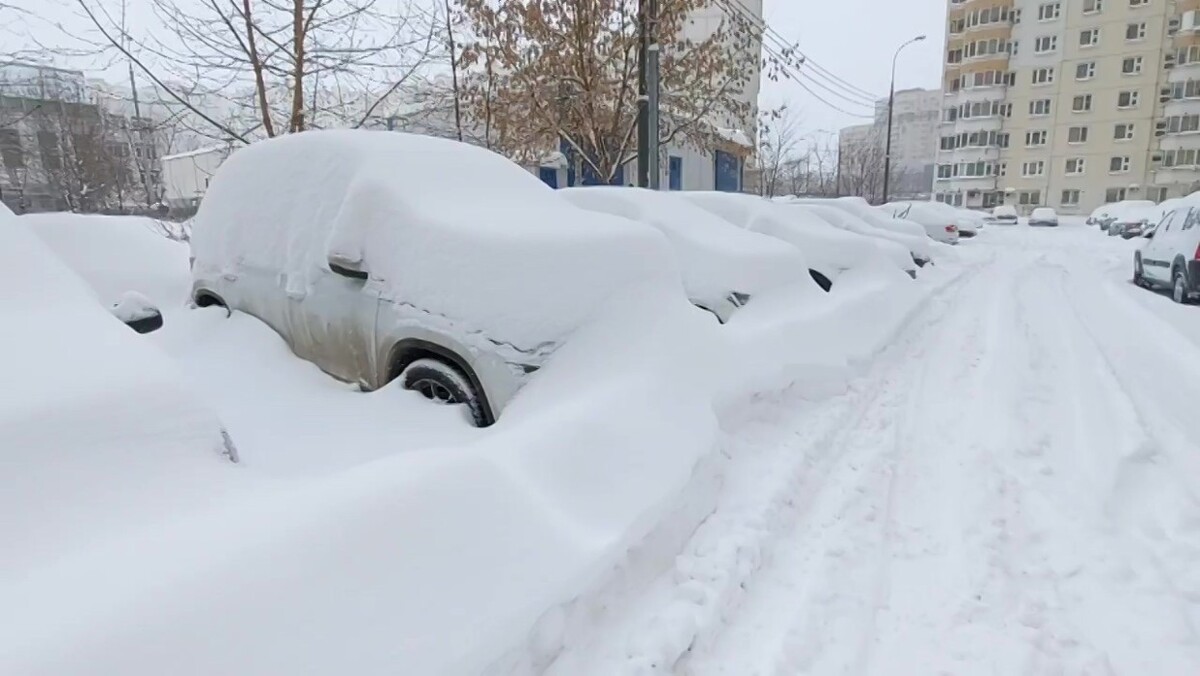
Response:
[1133,256,1146,287]
[809,269,833,292]
[1173,269,1193,305]
[400,358,487,427]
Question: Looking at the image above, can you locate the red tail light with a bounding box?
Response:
[1194,242,1200,261]
[945,225,958,233]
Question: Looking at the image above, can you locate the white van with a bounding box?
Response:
[1134,203,1200,304]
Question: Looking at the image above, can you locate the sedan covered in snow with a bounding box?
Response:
[1029,207,1059,227]
[560,186,811,323]
[878,201,960,244]
[189,130,683,427]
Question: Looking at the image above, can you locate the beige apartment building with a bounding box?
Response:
[936,0,1200,214]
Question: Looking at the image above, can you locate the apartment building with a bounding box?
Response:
[936,0,1174,214]
[1156,1,1200,197]
[838,88,940,200]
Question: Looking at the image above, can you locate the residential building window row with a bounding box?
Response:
[947,70,1016,92]
[935,161,1006,179]
[1176,45,1200,66]
[948,38,1013,64]
[1162,114,1200,134]
[1165,79,1200,100]
[1161,148,1200,167]
[939,130,1010,151]
[943,99,1012,122]
[951,5,1018,33]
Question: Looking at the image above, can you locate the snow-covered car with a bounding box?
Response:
[916,201,984,237]
[992,204,1019,225]
[1029,207,1059,227]
[790,197,934,267]
[674,191,909,291]
[189,130,682,427]
[782,202,919,277]
[1109,204,1159,239]
[1094,200,1155,231]
[1133,200,1200,304]
[877,201,960,244]
[560,186,810,322]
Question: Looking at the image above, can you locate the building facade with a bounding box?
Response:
[936,0,1183,214]
[837,88,940,201]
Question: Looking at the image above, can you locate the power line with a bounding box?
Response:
[710,0,875,118]
[713,0,882,106]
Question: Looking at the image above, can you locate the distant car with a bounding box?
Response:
[789,197,934,267]
[915,201,984,237]
[1094,200,1155,231]
[1029,207,1059,227]
[877,201,960,244]
[1109,204,1160,239]
[190,130,682,426]
[992,204,1019,225]
[560,186,810,323]
[1133,202,1200,304]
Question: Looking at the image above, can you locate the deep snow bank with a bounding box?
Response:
[2,213,974,675]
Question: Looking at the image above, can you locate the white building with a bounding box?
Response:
[838,88,940,200]
[160,145,234,210]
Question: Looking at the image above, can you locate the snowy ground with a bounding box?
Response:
[10,215,1200,674]
[548,221,1200,674]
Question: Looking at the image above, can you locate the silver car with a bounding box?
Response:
[189,131,678,426]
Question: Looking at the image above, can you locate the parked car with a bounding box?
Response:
[877,201,960,244]
[675,191,850,291]
[1029,207,1059,227]
[791,197,934,267]
[992,204,1019,225]
[1133,201,1200,304]
[560,187,810,322]
[783,202,918,277]
[1109,204,1160,239]
[1094,200,1155,231]
[189,130,683,426]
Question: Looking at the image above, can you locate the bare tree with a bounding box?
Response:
[756,107,800,197]
[70,0,444,143]
[838,129,886,203]
[454,0,787,184]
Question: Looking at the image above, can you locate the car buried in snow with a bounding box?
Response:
[188,130,683,427]
[1029,207,1059,227]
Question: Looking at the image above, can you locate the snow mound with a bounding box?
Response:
[191,130,682,351]
[559,186,810,306]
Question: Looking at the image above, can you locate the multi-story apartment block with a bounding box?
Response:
[936,0,1175,214]
[838,88,940,201]
[1155,2,1200,197]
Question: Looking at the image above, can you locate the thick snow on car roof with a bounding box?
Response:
[191,130,681,350]
[560,186,809,302]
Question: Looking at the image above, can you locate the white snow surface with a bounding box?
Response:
[559,186,810,303]
[8,213,1200,675]
[190,130,683,351]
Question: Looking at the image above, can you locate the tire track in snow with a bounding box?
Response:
[540,261,978,675]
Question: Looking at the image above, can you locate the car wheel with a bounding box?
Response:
[1173,270,1193,305]
[1133,258,1145,287]
[400,357,487,426]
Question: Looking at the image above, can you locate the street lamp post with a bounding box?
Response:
[882,34,926,204]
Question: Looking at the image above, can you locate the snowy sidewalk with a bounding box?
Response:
[548,226,1200,675]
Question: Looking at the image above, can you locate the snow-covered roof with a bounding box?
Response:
[161,144,233,162]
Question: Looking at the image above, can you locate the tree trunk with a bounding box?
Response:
[289,0,305,133]
[243,0,276,137]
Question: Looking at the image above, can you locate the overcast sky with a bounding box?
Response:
[9,0,947,141]
[761,0,946,137]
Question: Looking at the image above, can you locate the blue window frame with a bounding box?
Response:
[668,156,683,191]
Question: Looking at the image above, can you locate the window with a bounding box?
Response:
[1065,158,1086,174]
[1026,130,1048,146]
[1084,0,1103,12]
[1076,62,1096,80]
[1030,99,1052,116]
[1068,126,1090,143]
[1073,94,1093,112]
[1080,28,1100,47]
[1035,36,1058,53]
[1032,67,1055,84]
[1061,190,1081,206]
[1038,2,1061,20]
[1166,79,1200,100]
[1022,160,1046,177]
[1162,149,1199,167]
[1122,56,1144,74]
[1164,114,1200,133]
[1109,156,1131,172]
[1106,187,1127,203]
[1129,0,1149,6]
[1126,22,1147,40]
[1114,123,1134,140]
[1019,190,1042,206]
[937,164,953,179]
[1117,90,1140,108]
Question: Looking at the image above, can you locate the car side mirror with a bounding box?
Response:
[111,291,164,334]
[1145,231,1155,240]
[329,254,368,280]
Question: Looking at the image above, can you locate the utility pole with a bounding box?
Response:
[883,34,926,204]
[637,0,660,188]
